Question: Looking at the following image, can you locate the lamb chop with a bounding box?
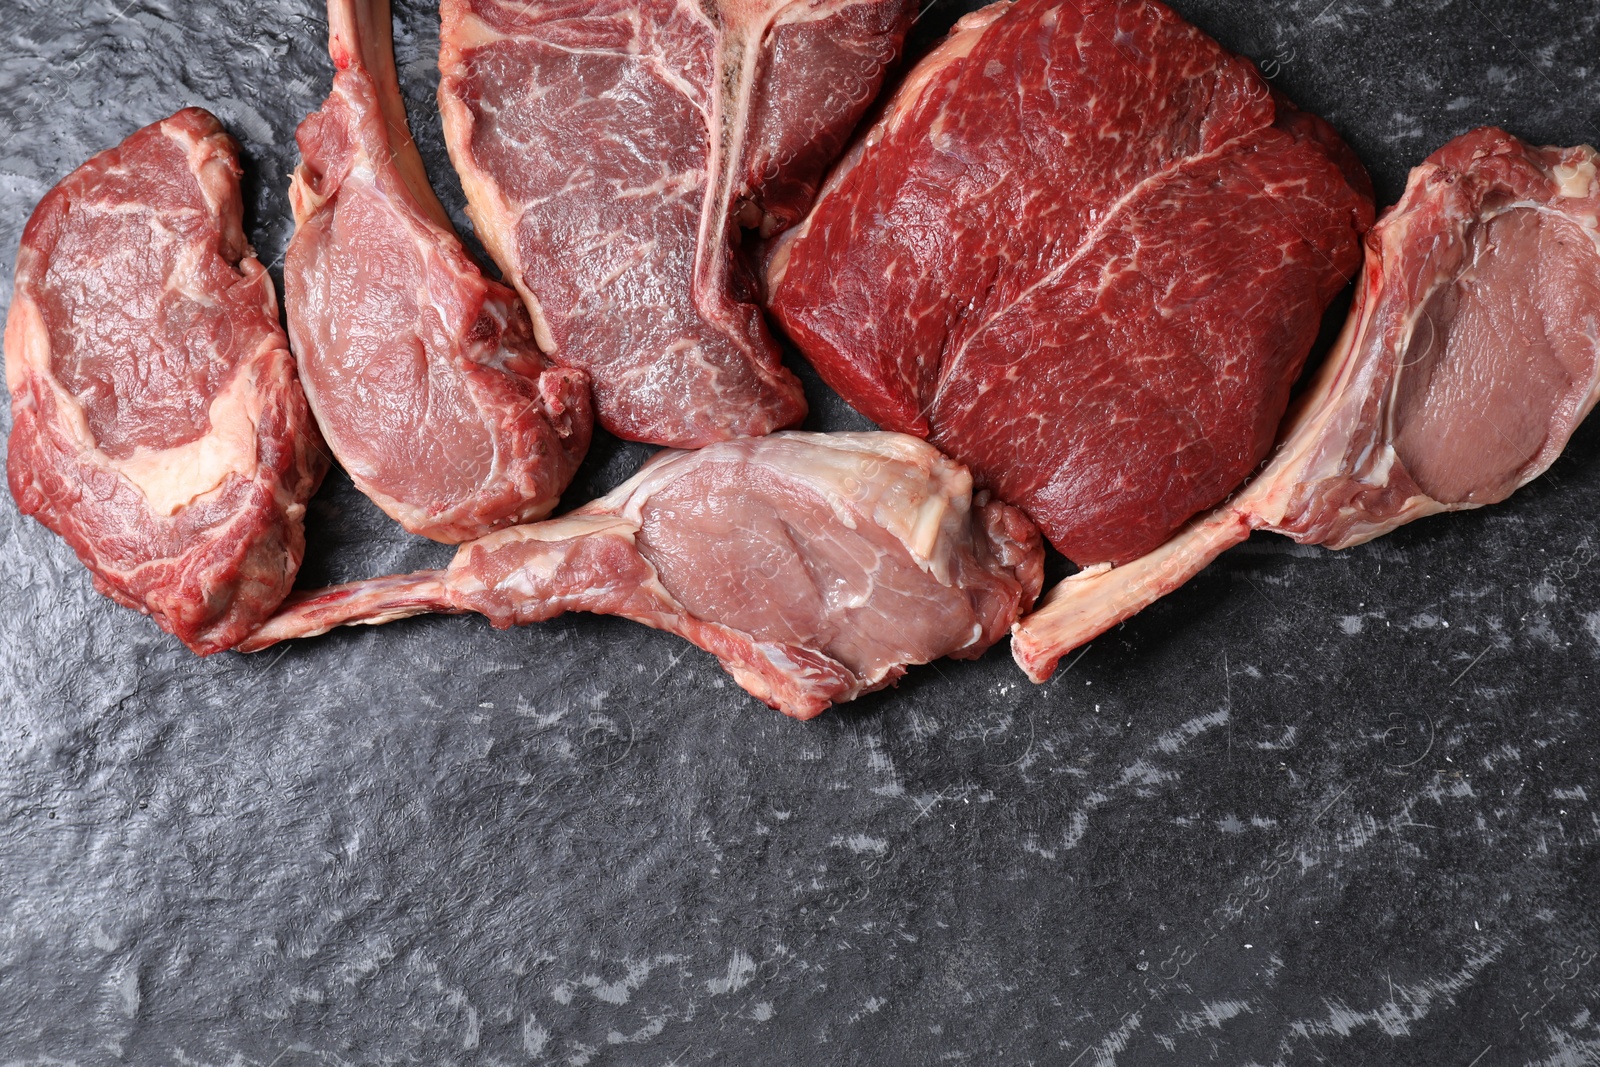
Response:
[241,432,1044,719]
[5,108,327,654]
[435,0,916,447]
[286,0,591,544]
[1013,128,1600,681]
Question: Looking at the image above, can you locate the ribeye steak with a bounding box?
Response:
[287,0,591,543]
[437,0,915,447]
[766,0,1374,566]
[1013,128,1600,680]
[5,108,327,654]
[241,432,1044,719]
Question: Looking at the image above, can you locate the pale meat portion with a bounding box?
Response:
[1013,128,1600,681]
[436,0,915,447]
[5,108,327,654]
[766,0,1374,566]
[242,432,1044,719]
[287,0,591,544]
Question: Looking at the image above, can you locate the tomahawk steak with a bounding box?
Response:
[5,108,327,654]
[241,432,1044,718]
[436,0,915,447]
[287,0,591,543]
[766,0,1374,566]
[1012,127,1600,680]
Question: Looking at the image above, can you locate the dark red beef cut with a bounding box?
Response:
[1013,128,1600,680]
[5,109,327,653]
[437,0,916,448]
[766,0,1375,566]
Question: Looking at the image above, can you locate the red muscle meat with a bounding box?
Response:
[241,432,1044,719]
[766,0,1374,566]
[5,109,327,654]
[437,0,915,447]
[287,0,591,543]
[1013,128,1600,680]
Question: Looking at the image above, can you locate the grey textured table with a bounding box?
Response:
[2,1,1598,1064]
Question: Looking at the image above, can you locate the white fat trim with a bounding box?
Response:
[475,512,637,552]
[793,431,966,575]
[899,487,953,564]
[760,432,968,578]
[12,287,268,517]
[172,119,231,220]
[449,572,488,596]
[287,162,332,226]
[1553,158,1599,200]
[962,619,983,650]
[442,6,510,50]
[169,241,223,307]
[4,288,46,394]
[892,3,1008,127]
[604,432,967,578]
[504,556,564,595]
[106,361,264,516]
[764,228,799,289]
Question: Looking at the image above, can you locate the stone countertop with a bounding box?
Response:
[0,0,1596,1063]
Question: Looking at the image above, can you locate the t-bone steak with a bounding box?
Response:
[287,0,591,543]
[437,0,915,447]
[5,108,327,654]
[1012,128,1600,680]
[241,432,1044,719]
[766,0,1375,566]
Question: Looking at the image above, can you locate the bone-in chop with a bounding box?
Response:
[242,432,1044,719]
[286,0,591,543]
[1013,128,1600,681]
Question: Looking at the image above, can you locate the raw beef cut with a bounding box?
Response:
[1012,128,1600,681]
[287,0,591,543]
[766,0,1374,566]
[241,432,1044,718]
[5,108,327,654]
[436,0,915,447]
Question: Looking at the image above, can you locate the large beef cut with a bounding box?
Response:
[436,0,915,447]
[241,432,1044,718]
[766,0,1374,566]
[287,0,591,543]
[1013,128,1600,680]
[5,109,327,654]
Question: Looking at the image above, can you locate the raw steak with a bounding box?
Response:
[766,0,1374,566]
[1013,128,1600,680]
[436,0,914,447]
[241,432,1044,718]
[5,108,327,654]
[287,0,591,543]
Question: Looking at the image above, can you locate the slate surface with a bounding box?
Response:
[1,0,1598,1063]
